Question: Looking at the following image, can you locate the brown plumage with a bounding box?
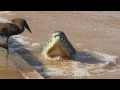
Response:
[0,18,32,54]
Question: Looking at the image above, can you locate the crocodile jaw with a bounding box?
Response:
[40,31,75,60]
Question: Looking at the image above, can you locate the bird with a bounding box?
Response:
[0,18,32,54]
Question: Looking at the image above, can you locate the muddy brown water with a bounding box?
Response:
[0,11,120,79]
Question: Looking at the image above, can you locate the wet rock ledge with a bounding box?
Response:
[0,45,44,79]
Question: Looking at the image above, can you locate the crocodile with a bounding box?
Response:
[40,31,76,60]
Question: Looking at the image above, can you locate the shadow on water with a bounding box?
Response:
[73,51,106,64]
[0,37,47,79]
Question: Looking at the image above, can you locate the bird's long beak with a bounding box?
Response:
[24,21,32,33]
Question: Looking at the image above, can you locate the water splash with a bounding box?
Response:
[0,17,11,23]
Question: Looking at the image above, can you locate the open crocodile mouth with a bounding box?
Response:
[40,31,75,60]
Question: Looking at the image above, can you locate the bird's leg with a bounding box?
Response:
[6,37,9,54]
[5,53,9,70]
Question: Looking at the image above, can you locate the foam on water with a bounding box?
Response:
[31,43,40,47]
[83,49,118,62]
[71,61,91,77]
[32,66,43,70]
[0,17,11,23]
[11,35,31,46]
[8,35,40,52]
[0,35,40,52]
[93,51,117,62]
[0,11,14,23]
[36,47,119,78]
[73,47,119,75]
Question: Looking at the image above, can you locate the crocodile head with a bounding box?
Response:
[40,31,75,60]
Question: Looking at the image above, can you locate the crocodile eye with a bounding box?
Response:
[60,35,64,40]
[63,37,66,42]
[61,37,64,40]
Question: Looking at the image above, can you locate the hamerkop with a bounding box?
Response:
[0,18,32,54]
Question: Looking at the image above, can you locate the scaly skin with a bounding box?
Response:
[40,31,75,60]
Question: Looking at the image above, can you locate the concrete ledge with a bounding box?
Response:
[9,53,44,79]
[0,47,44,79]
